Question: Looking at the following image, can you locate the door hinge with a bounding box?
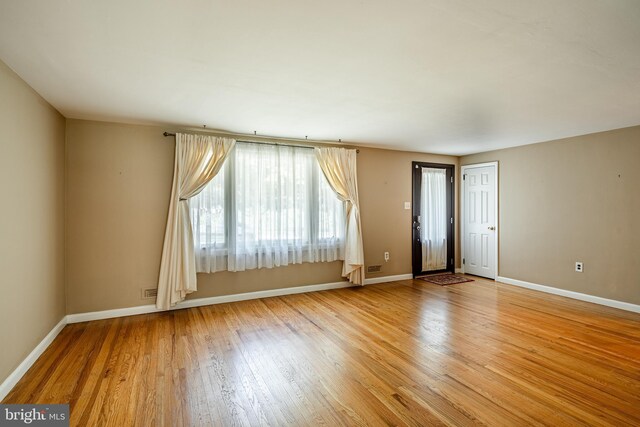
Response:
[450,258,454,265]
[450,217,453,224]
[463,174,466,180]
[463,258,465,264]
[450,176,453,183]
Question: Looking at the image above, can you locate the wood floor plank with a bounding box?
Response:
[3,276,640,426]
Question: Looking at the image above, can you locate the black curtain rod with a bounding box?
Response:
[163,132,359,153]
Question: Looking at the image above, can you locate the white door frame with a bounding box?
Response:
[460,161,499,278]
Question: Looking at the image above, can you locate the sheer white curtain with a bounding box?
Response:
[191,142,345,272]
[421,167,447,271]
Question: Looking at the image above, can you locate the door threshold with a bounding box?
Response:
[462,273,495,281]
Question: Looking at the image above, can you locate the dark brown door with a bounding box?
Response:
[412,162,455,277]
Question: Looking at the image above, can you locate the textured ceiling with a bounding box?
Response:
[1,0,639,154]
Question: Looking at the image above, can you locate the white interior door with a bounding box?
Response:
[463,164,497,279]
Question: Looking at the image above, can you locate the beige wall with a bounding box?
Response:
[65,121,174,313]
[0,61,66,384]
[358,147,460,279]
[462,126,640,305]
[65,119,459,313]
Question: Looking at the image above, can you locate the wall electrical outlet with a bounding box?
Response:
[575,262,583,273]
[404,202,411,210]
[384,252,390,262]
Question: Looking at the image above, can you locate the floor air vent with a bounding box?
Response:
[367,265,382,273]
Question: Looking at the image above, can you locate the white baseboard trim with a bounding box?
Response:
[67,280,354,323]
[0,316,68,401]
[68,274,412,324]
[496,276,640,314]
[177,280,355,309]
[66,304,158,324]
[363,273,413,285]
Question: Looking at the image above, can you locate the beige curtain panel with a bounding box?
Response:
[315,147,365,284]
[156,133,236,309]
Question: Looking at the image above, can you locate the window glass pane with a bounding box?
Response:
[317,167,345,241]
[191,142,346,272]
[191,161,226,247]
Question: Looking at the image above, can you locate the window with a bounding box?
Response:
[190,142,345,272]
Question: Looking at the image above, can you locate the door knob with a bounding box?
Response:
[488,226,495,230]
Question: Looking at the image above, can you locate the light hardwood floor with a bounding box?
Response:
[4,276,640,426]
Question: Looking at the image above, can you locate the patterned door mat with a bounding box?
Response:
[417,273,474,286]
